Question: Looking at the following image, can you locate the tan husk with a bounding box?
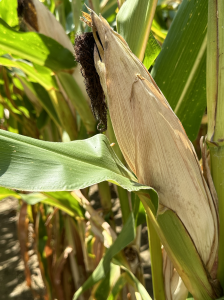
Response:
[27,0,89,101]
[80,8,219,299]
[163,249,188,300]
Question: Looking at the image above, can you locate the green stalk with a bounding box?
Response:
[98,181,112,214]
[209,145,224,287]
[117,186,131,225]
[207,0,224,289]
[146,214,165,300]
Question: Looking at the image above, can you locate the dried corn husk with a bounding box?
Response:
[80,9,220,299]
[18,0,88,100]
[163,249,188,300]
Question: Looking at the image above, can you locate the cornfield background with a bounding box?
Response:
[0,0,223,300]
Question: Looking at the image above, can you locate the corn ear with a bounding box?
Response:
[79,9,221,300]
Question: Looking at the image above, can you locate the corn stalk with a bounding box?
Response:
[207,0,224,290]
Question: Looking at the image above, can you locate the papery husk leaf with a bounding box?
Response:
[83,9,221,300]
[162,249,188,300]
[29,0,89,100]
[31,0,74,53]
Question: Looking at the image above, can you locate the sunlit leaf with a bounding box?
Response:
[0,186,20,200]
[107,273,128,300]
[0,57,58,90]
[152,0,207,141]
[0,0,18,27]
[19,77,61,127]
[21,191,84,217]
[0,18,76,71]
[143,31,161,70]
[117,0,157,61]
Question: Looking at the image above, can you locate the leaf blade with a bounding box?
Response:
[0,18,76,71]
[0,130,150,192]
[73,213,136,299]
[151,0,207,141]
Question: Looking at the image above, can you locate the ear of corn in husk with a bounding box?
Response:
[79,9,221,300]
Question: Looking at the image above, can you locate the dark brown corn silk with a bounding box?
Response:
[75,32,107,132]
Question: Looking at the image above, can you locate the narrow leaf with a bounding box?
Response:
[117,0,158,60]
[143,31,161,69]
[19,78,61,127]
[21,191,84,217]
[73,213,135,299]
[57,72,96,134]
[0,186,20,200]
[0,57,58,90]
[107,273,128,300]
[151,0,207,141]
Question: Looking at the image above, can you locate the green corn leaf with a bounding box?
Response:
[20,193,47,205]
[143,31,161,70]
[117,0,157,61]
[43,192,84,217]
[0,130,150,192]
[0,186,20,200]
[0,18,76,71]
[94,264,120,300]
[116,262,152,300]
[106,273,128,300]
[19,78,61,128]
[151,0,207,141]
[57,72,96,134]
[0,57,58,90]
[21,191,84,217]
[73,213,135,299]
[0,187,84,217]
[0,129,217,299]
[132,193,146,227]
[0,0,18,27]
[139,192,217,300]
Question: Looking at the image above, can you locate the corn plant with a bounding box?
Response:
[0,0,224,300]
